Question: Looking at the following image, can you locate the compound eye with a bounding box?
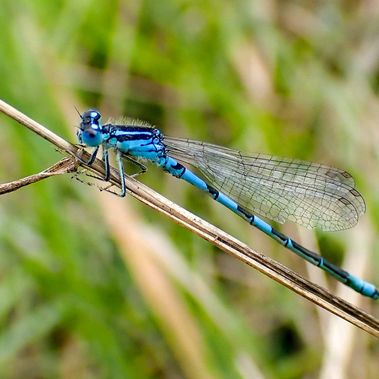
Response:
[89,110,101,121]
[80,109,101,123]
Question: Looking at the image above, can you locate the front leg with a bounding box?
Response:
[78,145,111,182]
[77,145,127,197]
[76,145,100,165]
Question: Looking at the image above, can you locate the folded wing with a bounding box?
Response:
[164,137,365,231]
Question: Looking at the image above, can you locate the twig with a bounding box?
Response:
[1,98,378,338]
[0,157,78,195]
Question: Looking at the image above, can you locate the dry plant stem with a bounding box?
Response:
[0,157,78,195]
[0,99,77,154]
[0,98,378,338]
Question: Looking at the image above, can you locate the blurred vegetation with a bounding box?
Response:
[0,1,379,378]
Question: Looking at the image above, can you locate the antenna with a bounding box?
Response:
[74,105,82,119]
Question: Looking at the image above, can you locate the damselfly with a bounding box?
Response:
[77,110,378,299]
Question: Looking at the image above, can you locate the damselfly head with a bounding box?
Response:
[80,110,101,130]
[77,109,104,147]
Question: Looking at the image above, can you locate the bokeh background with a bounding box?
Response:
[0,1,379,378]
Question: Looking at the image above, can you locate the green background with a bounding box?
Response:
[0,1,378,378]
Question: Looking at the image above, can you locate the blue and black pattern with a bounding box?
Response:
[77,109,378,299]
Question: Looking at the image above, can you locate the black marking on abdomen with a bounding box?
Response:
[237,205,254,223]
[171,162,186,178]
[291,240,322,263]
[206,184,219,200]
[322,260,349,279]
[271,228,288,245]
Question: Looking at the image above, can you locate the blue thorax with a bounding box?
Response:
[77,109,166,162]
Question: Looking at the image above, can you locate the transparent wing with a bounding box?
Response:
[164,137,365,231]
